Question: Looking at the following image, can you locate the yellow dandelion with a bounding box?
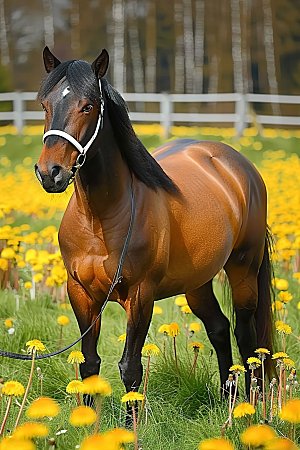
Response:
[67,351,85,364]
[4,318,13,329]
[0,437,36,450]
[1,247,16,260]
[198,437,235,450]
[189,342,204,352]
[66,380,85,394]
[82,375,112,396]
[158,324,170,335]
[265,438,299,450]
[278,291,293,303]
[69,406,97,427]
[14,422,49,439]
[108,428,135,444]
[24,281,32,290]
[26,397,60,418]
[189,322,201,333]
[168,322,180,337]
[121,391,144,404]
[153,305,163,315]
[181,305,192,314]
[174,295,187,307]
[246,357,261,368]
[272,352,289,360]
[275,320,292,335]
[33,273,43,283]
[117,333,126,342]
[272,300,284,312]
[57,315,70,326]
[279,398,300,423]
[233,402,255,418]
[255,347,270,355]
[240,424,277,446]
[273,278,289,291]
[80,433,119,450]
[229,364,246,373]
[282,358,295,369]
[142,343,160,357]
[26,339,45,354]
[2,380,25,397]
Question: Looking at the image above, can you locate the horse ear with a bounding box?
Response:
[92,49,109,79]
[43,46,61,73]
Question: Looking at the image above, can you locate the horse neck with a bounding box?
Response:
[74,118,132,219]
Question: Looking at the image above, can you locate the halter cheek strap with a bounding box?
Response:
[42,80,104,172]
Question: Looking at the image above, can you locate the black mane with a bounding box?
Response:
[38,60,179,195]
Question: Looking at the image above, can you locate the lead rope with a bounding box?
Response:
[0,182,135,361]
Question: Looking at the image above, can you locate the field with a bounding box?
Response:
[0,125,299,450]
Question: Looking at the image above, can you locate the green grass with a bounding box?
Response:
[0,129,299,449]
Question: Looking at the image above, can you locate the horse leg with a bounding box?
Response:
[186,280,233,396]
[118,286,153,426]
[67,276,102,406]
[225,255,259,397]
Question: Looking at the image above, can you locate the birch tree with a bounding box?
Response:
[0,0,10,65]
[112,0,125,92]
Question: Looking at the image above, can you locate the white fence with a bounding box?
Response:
[0,91,299,137]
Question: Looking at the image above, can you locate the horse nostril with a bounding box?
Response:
[51,165,61,180]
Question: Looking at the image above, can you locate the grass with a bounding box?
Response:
[0,126,299,449]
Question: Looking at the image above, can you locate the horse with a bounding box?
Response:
[35,47,273,408]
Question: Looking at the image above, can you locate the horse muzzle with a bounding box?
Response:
[34,163,72,193]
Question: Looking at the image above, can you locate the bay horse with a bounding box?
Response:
[35,47,273,404]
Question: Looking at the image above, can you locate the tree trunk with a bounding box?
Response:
[174,0,185,93]
[127,0,145,93]
[183,0,194,93]
[112,0,125,92]
[194,0,204,93]
[0,0,10,65]
[145,0,156,92]
[231,0,243,93]
[42,0,54,49]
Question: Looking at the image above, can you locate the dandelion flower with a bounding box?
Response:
[273,278,289,291]
[153,305,163,315]
[0,437,36,450]
[168,322,180,337]
[1,247,16,260]
[255,347,270,355]
[142,343,160,356]
[82,375,112,396]
[240,424,277,446]
[272,300,284,312]
[278,291,293,303]
[181,305,192,314]
[57,315,70,326]
[264,438,299,450]
[26,339,45,354]
[108,428,135,444]
[117,333,126,342]
[26,397,60,418]
[272,352,288,360]
[69,406,97,426]
[80,433,119,450]
[121,391,144,405]
[158,324,170,335]
[189,342,204,352]
[229,364,246,373]
[198,437,234,450]
[67,351,85,364]
[282,358,296,369]
[14,422,49,439]
[66,380,85,394]
[279,398,300,423]
[233,402,255,418]
[174,295,187,307]
[189,322,201,333]
[24,281,32,290]
[246,357,261,368]
[4,318,13,328]
[2,380,25,397]
[275,321,292,335]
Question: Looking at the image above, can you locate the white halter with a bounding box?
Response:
[42,80,104,170]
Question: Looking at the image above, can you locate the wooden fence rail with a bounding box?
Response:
[0,91,299,137]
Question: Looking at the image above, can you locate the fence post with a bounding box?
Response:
[160,93,172,139]
[13,92,23,134]
[235,93,247,137]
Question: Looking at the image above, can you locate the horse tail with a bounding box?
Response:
[255,227,275,377]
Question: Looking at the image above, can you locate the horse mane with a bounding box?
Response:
[102,79,179,195]
[38,60,179,195]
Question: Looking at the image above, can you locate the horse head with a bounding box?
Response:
[35,46,109,193]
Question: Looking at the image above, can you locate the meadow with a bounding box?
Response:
[0,124,299,449]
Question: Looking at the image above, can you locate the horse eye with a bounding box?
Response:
[82,104,93,114]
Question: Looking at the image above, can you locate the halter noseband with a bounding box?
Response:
[42,80,104,178]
